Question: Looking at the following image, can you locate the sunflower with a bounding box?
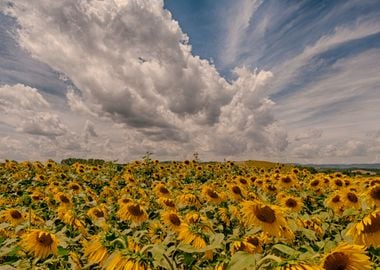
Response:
[325,193,344,215]
[158,197,176,209]
[365,185,380,207]
[342,190,361,210]
[201,185,224,204]
[309,178,323,194]
[279,175,296,189]
[228,184,245,201]
[57,207,87,234]
[218,207,231,226]
[300,218,323,235]
[154,183,171,198]
[320,243,371,270]
[87,206,107,220]
[280,196,303,213]
[177,193,201,208]
[177,223,207,249]
[0,208,24,226]
[346,210,380,247]
[161,211,182,232]
[83,234,109,266]
[20,229,58,259]
[240,201,291,238]
[148,221,165,243]
[118,197,132,206]
[67,182,82,193]
[281,263,322,270]
[230,234,265,255]
[55,192,72,207]
[117,202,148,224]
[333,178,345,189]
[103,251,150,270]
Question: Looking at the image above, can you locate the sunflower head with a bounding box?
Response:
[117,201,148,224]
[320,243,371,270]
[1,208,24,226]
[201,185,224,204]
[347,210,380,247]
[161,211,182,232]
[367,185,380,207]
[280,196,303,213]
[21,229,58,259]
[154,183,171,198]
[241,201,291,238]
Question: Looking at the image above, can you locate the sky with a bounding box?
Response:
[0,0,379,164]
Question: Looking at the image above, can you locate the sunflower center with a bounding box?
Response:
[127,204,144,217]
[60,195,70,203]
[169,214,181,226]
[346,192,358,203]
[159,186,169,194]
[256,206,276,223]
[122,198,131,204]
[370,186,380,200]
[70,184,80,190]
[93,209,104,218]
[282,177,291,183]
[335,179,343,187]
[10,210,22,219]
[232,186,242,195]
[239,179,248,185]
[363,214,380,233]
[310,180,319,187]
[37,233,54,246]
[285,198,297,208]
[323,252,349,270]
[164,200,175,207]
[206,189,219,199]
[332,195,341,203]
[246,236,259,246]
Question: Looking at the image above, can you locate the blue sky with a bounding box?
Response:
[0,0,379,163]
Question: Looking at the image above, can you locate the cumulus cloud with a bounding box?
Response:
[1,0,288,160]
[0,84,68,137]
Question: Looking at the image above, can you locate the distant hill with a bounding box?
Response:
[300,163,380,170]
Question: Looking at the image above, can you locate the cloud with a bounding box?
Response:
[294,129,323,141]
[0,83,49,111]
[0,83,68,137]
[1,0,288,160]
[220,0,263,66]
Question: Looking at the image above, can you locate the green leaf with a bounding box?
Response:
[272,244,299,256]
[227,251,259,270]
[58,246,69,256]
[300,228,317,241]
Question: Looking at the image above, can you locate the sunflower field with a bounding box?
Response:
[0,158,380,269]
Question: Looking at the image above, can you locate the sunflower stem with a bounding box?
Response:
[162,253,175,270]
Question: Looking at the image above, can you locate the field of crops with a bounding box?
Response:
[0,158,379,269]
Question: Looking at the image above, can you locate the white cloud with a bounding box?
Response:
[0,83,49,111]
[220,0,263,66]
[0,84,68,137]
[17,112,67,136]
[267,20,380,97]
[1,0,288,161]
[294,129,323,141]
